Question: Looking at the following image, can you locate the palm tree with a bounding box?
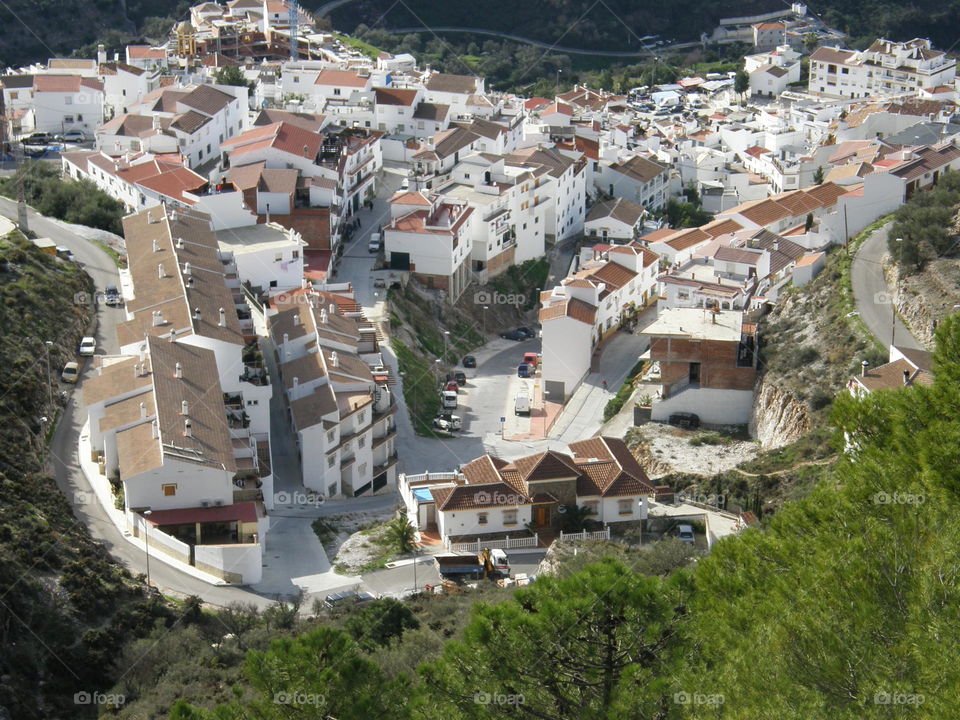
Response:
[387,514,417,555]
[560,504,594,532]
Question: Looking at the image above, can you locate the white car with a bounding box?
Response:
[79,336,96,356]
[677,524,695,544]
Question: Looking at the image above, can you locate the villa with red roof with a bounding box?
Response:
[28,75,104,137]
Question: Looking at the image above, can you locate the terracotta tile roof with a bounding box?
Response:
[34,75,102,93]
[390,190,432,206]
[100,392,156,432]
[665,228,711,252]
[120,207,243,348]
[180,84,234,115]
[82,357,152,407]
[642,228,676,242]
[715,246,762,265]
[253,108,327,133]
[734,198,792,227]
[412,102,449,121]
[315,69,369,88]
[803,182,847,207]
[424,73,477,94]
[584,260,638,291]
[810,47,855,65]
[460,455,509,485]
[503,450,581,483]
[170,109,211,134]
[538,297,597,325]
[586,197,645,226]
[609,154,667,183]
[98,61,148,77]
[145,501,260,527]
[127,45,166,60]
[222,121,322,160]
[290,384,338,430]
[375,87,418,106]
[433,482,529,510]
[854,358,934,392]
[702,218,743,238]
[282,351,326,389]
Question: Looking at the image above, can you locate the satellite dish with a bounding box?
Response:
[261,99,269,108]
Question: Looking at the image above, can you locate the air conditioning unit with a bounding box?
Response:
[200,499,211,507]
[214,499,225,506]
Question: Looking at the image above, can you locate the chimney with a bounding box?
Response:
[861,360,869,377]
[330,351,339,368]
[193,307,201,321]
[152,310,164,326]
[151,420,159,439]
[218,307,226,327]
[301,277,308,289]
[169,328,177,343]
[319,309,328,324]
[153,238,160,253]
[175,362,183,379]
[328,303,336,315]
[184,419,192,437]
[147,211,154,224]
[293,313,300,326]
[176,237,184,249]
[140,402,147,419]
[181,400,189,415]
[139,345,146,363]
[158,263,166,278]
[134,363,140,378]
[97,44,106,64]
[283,332,289,345]
[903,369,910,385]
[170,209,178,222]
[293,376,299,387]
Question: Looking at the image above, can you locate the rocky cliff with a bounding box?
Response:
[751,378,812,450]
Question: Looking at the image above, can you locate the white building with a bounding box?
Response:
[29,75,104,137]
[809,39,956,99]
[215,222,306,293]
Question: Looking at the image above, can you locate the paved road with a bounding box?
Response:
[851,222,923,350]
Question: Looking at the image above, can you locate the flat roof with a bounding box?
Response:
[215,223,303,254]
[642,307,744,342]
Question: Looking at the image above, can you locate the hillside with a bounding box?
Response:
[0,231,175,720]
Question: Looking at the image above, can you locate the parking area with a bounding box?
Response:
[443,335,541,440]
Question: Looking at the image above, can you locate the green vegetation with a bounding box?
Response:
[392,337,442,434]
[888,170,960,273]
[385,513,417,554]
[487,257,549,310]
[0,163,126,236]
[0,231,177,719]
[334,32,384,60]
[213,65,251,91]
[602,359,644,421]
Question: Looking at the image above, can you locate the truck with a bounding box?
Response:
[515,392,530,415]
[434,548,511,580]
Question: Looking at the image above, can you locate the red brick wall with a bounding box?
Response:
[255,207,332,250]
[651,337,755,391]
[485,245,516,278]
[413,272,449,291]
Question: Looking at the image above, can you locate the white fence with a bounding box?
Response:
[446,534,539,553]
[558,527,611,543]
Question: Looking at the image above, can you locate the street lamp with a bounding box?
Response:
[412,543,420,593]
[443,330,449,362]
[142,509,153,587]
[483,305,489,335]
[42,340,53,409]
[434,358,441,388]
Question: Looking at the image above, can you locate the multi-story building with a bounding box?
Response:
[598,153,670,210]
[269,291,399,498]
[642,308,758,425]
[29,75,104,137]
[540,243,659,401]
[98,61,160,119]
[506,146,587,242]
[809,39,956,99]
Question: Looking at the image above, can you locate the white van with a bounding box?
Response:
[441,390,458,409]
[514,392,530,415]
[368,233,381,253]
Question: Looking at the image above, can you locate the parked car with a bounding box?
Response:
[453,371,466,385]
[677,524,695,544]
[104,285,121,306]
[444,380,460,392]
[441,390,458,409]
[79,336,96,356]
[517,326,537,339]
[500,329,526,341]
[515,392,530,415]
[55,246,74,261]
[668,412,700,429]
[433,413,462,431]
[22,132,53,145]
[323,590,376,610]
[367,233,381,253]
[517,363,531,378]
[55,131,86,143]
[462,355,477,368]
[522,352,539,368]
[61,361,80,383]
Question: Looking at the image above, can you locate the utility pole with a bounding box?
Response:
[891,237,903,348]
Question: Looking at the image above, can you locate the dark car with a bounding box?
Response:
[668,412,701,429]
[462,355,477,368]
[517,364,531,378]
[104,285,122,306]
[453,371,467,385]
[517,326,537,339]
[500,329,526,341]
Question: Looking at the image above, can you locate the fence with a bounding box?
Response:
[446,533,539,553]
[558,527,611,543]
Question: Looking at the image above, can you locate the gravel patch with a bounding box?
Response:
[323,508,399,573]
[626,423,761,478]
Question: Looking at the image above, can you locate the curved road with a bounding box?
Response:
[851,222,923,351]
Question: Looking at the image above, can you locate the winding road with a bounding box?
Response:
[851,222,923,351]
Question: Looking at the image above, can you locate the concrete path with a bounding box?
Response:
[851,222,924,350]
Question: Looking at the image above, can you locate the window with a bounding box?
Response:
[478,512,488,525]
[358,435,366,449]
[9,91,17,99]
[246,399,258,406]
[358,410,366,424]
[503,509,517,525]
[64,115,74,123]
[65,96,73,105]
[269,279,278,288]
[162,484,177,496]
[76,114,83,122]
[206,144,211,154]
[618,499,633,515]
[329,482,337,496]
[292,250,299,259]
[327,455,336,468]
[333,88,341,95]
[584,501,599,515]
[327,430,336,443]
[293,76,300,83]
[358,462,367,476]
[275,252,283,262]
[122,89,126,96]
